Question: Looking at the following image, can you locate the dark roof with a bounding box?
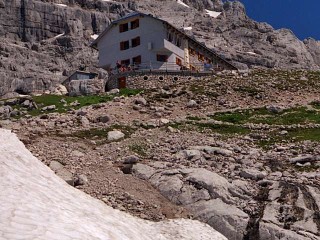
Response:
[91,12,237,70]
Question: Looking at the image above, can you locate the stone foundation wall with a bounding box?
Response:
[106,72,214,90]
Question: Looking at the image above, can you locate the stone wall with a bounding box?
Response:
[68,79,105,96]
[106,72,214,90]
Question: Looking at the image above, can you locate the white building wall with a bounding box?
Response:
[97,16,169,70]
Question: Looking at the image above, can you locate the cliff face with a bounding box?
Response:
[0,0,320,97]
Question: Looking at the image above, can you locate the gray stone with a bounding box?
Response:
[74,174,88,186]
[49,160,64,172]
[266,105,285,114]
[187,100,197,108]
[123,155,139,164]
[135,97,147,106]
[191,199,249,240]
[132,163,156,180]
[71,150,85,158]
[96,115,110,123]
[56,168,74,186]
[5,98,18,106]
[240,168,267,180]
[107,130,125,141]
[289,154,315,164]
[21,99,30,107]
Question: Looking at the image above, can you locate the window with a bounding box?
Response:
[121,59,130,66]
[176,38,181,48]
[176,57,182,66]
[131,19,140,29]
[119,23,129,33]
[132,55,141,64]
[120,40,130,51]
[157,54,168,62]
[167,32,173,42]
[131,36,141,48]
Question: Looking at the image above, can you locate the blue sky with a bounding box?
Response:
[237,0,320,40]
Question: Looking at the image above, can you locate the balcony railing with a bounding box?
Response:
[110,61,221,75]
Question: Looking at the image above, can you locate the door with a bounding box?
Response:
[118,77,126,89]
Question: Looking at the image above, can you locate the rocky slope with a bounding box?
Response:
[1,69,320,239]
[0,128,226,240]
[1,0,320,97]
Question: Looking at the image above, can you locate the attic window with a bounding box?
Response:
[157,54,168,62]
[131,19,140,29]
[120,40,130,51]
[131,36,141,48]
[119,23,129,33]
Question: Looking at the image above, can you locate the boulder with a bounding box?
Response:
[107,130,125,141]
[49,161,64,172]
[132,163,156,180]
[191,199,249,240]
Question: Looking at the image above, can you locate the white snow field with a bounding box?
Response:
[0,129,226,240]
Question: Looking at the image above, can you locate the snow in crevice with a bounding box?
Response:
[55,3,68,7]
[183,26,193,31]
[91,34,99,40]
[0,129,227,240]
[177,0,190,8]
[205,9,221,18]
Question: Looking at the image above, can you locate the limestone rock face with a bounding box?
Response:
[0,129,227,240]
[1,0,320,97]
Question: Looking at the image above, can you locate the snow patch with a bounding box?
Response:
[246,51,257,55]
[205,9,221,18]
[183,26,193,31]
[91,34,99,40]
[0,129,227,240]
[177,0,190,8]
[55,3,68,7]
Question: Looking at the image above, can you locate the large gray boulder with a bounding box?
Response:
[192,199,249,240]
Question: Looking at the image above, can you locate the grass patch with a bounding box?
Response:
[196,122,251,135]
[129,143,149,157]
[257,127,320,148]
[56,124,136,144]
[211,107,320,125]
[168,121,250,135]
[9,88,142,118]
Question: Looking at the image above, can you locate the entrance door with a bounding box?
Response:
[118,77,126,89]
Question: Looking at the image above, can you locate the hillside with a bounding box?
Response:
[1,69,320,239]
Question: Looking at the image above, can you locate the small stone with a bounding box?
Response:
[123,155,139,164]
[71,150,85,158]
[135,98,147,106]
[74,174,88,186]
[49,161,64,172]
[187,100,197,108]
[108,89,120,94]
[96,115,111,123]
